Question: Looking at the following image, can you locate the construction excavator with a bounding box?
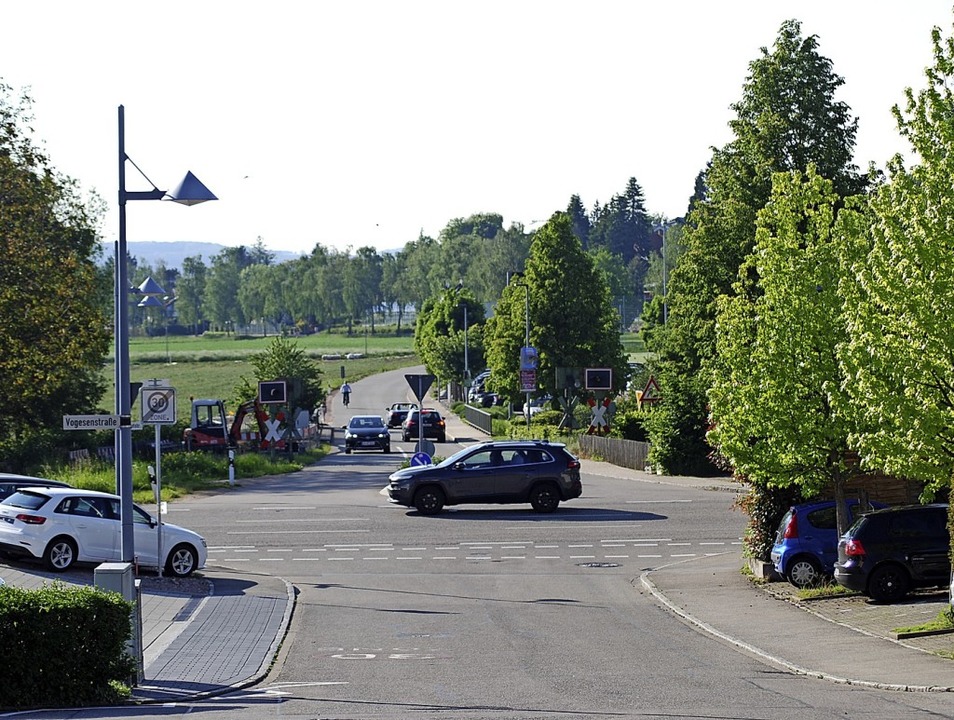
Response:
[183,398,288,451]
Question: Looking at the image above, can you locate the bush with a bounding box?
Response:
[0,584,135,709]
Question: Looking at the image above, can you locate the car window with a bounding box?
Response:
[2,490,50,511]
[807,506,837,530]
[62,496,109,518]
[885,510,947,538]
[460,450,497,468]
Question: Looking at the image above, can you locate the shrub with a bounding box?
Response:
[0,584,135,709]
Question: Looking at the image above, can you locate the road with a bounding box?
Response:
[22,368,954,719]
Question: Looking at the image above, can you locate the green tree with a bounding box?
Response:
[235,336,324,414]
[708,168,866,540]
[650,19,864,474]
[841,23,954,498]
[0,84,110,468]
[485,212,627,404]
[414,288,486,387]
[176,255,207,334]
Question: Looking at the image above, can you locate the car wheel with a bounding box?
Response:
[166,543,199,577]
[786,555,825,588]
[529,483,560,513]
[437,434,446,443]
[44,536,77,572]
[414,486,445,515]
[403,434,410,442]
[345,447,352,454]
[867,563,910,602]
[383,444,390,453]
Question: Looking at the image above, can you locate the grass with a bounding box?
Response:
[892,608,954,637]
[99,331,420,410]
[45,445,332,505]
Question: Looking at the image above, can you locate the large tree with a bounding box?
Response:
[484,212,627,403]
[648,19,864,474]
[0,84,110,468]
[841,23,954,499]
[708,168,867,539]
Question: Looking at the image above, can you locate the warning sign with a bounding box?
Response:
[641,376,661,404]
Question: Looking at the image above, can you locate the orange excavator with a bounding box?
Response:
[183,398,288,451]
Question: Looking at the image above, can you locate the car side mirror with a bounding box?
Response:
[453,462,465,471]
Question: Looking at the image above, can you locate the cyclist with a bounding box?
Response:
[341,382,352,407]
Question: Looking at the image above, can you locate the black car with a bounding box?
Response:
[387,440,583,515]
[0,473,71,502]
[834,503,951,602]
[342,415,390,453]
[384,402,418,429]
[401,408,446,443]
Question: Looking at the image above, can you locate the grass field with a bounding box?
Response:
[100,329,419,410]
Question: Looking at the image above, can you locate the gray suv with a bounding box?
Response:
[387,440,582,515]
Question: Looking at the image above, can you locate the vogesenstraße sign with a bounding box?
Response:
[62,414,120,430]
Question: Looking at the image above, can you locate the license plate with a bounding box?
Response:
[360,441,377,446]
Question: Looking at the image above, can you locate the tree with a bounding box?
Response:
[176,255,207,334]
[484,212,627,403]
[708,168,866,539]
[0,83,110,468]
[649,19,864,474]
[234,336,324,415]
[414,288,486,387]
[841,23,954,499]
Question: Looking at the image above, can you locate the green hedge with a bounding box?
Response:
[0,584,135,709]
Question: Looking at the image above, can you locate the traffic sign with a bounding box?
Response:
[142,387,177,425]
[411,452,432,466]
[405,374,435,402]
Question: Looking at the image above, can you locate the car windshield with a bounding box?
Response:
[350,417,384,429]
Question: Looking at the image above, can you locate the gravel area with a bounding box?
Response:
[138,573,212,597]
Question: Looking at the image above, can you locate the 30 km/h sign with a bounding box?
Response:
[142,388,177,425]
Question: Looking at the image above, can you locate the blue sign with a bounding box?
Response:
[411,452,432,466]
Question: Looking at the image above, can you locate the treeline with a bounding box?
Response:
[110,184,675,339]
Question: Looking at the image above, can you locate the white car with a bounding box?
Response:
[0,487,207,577]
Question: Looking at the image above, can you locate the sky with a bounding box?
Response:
[2,2,951,258]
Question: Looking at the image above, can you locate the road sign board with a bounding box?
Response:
[405,374,435,402]
[63,414,120,431]
[411,452,432,466]
[142,387,177,425]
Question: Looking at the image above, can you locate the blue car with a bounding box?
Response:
[771,498,886,588]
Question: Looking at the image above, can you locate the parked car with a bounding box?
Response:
[384,402,418,429]
[834,503,951,602]
[343,415,390,453]
[771,498,886,588]
[0,487,207,576]
[0,473,71,502]
[387,439,582,515]
[523,395,553,418]
[402,408,447,443]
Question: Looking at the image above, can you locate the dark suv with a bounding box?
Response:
[834,503,951,602]
[401,409,446,443]
[387,440,583,515]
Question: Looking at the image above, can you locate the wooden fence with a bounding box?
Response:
[577,435,651,471]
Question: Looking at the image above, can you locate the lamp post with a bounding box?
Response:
[116,105,216,564]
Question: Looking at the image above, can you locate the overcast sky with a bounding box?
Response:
[2,2,950,257]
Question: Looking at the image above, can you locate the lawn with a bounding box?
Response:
[99,329,419,411]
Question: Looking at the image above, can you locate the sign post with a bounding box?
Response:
[141,381,176,576]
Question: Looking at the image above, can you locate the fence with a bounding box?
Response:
[577,435,651,471]
[462,404,493,434]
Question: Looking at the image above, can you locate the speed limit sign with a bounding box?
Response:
[142,387,177,425]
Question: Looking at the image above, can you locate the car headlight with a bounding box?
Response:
[345,431,356,439]
[378,432,388,439]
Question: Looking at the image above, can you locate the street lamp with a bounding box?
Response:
[507,273,531,429]
[116,105,216,564]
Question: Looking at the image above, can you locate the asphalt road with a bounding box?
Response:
[21,368,954,719]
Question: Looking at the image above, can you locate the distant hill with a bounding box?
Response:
[100,241,304,270]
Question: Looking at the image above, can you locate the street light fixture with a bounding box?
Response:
[115,105,216,565]
[507,272,531,429]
